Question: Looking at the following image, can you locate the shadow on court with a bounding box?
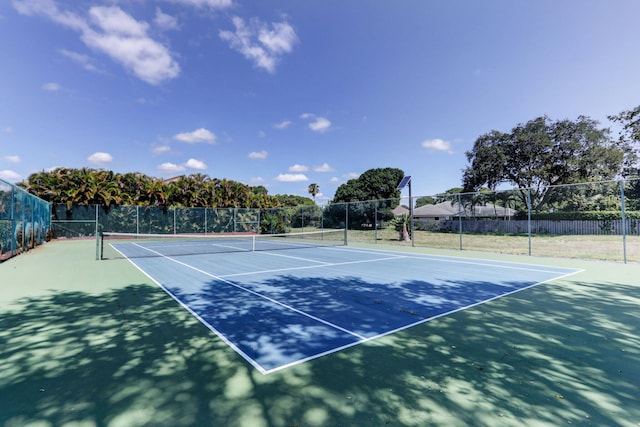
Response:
[1,273,639,426]
[167,273,551,373]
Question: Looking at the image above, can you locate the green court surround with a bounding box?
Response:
[1,239,639,427]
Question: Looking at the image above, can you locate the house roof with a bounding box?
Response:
[392,205,409,216]
[412,201,516,218]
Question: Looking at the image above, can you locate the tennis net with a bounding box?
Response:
[99,229,346,260]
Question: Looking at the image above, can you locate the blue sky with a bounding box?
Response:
[1,0,639,204]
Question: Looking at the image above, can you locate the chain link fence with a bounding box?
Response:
[51,204,332,237]
[0,178,51,262]
[49,178,640,263]
[349,178,640,263]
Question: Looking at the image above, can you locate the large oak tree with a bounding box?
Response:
[329,167,405,230]
[462,115,624,210]
[332,167,405,203]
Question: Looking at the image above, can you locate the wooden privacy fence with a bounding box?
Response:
[418,219,640,235]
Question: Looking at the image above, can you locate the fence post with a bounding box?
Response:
[94,205,99,260]
[10,185,15,257]
[457,193,464,250]
[374,204,378,243]
[20,190,25,252]
[94,205,99,236]
[457,193,462,250]
[621,179,627,264]
[527,188,532,256]
[345,203,349,245]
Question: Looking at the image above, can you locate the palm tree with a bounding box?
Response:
[390,213,411,242]
[307,183,319,202]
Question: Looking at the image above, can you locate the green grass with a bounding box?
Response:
[346,228,640,262]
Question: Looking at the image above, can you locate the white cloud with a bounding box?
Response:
[330,177,339,183]
[273,120,291,130]
[154,8,179,31]
[300,113,332,133]
[2,127,13,133]
[60,49,102,72]
[0,170,21,182]
[248,150,268,159]
[185,158,207,170]
[151,145,170,155]
[275,173,308,182]
[169,0,232,7]
[220,16,298,73]
[87,152,113,165]
[158,162,185,173]
[422,138,453,153]
[173,128,216,143]
[288,164,308,172]
[42,82,60,91]
[85,6,180,84]
[309,117,331,133]
[3,155,21,163]
[13,2,180,85]
[250,176,264,183]
[313,162,334,172]
[344,172,360,179]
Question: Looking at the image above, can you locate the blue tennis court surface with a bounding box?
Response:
[113,242,581,374]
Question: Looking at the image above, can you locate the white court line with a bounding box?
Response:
[130,242,368,342]
[115,247,268,374]
[255,250,332,265]
[261,267,584,375]
[113,241,583,375]
[321,245,582,275]
[219,255,408,278]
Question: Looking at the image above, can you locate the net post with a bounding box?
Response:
[96,231,102,260]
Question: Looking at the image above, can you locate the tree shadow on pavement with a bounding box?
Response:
[1,275,639,427]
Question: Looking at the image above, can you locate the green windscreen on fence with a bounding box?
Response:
[47,178,640,263]
[0,179,51,262]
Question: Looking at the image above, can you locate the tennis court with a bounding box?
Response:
[2,237,639,426]
[102,231,579,374]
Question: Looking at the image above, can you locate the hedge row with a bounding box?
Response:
[515,211,640,221]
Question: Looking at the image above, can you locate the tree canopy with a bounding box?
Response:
[271,194,315,207]
[332,167,405,203]
[462,115,624,210]
[609,105,640,176]
[414,196,435,207]
[19,168,312,209]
